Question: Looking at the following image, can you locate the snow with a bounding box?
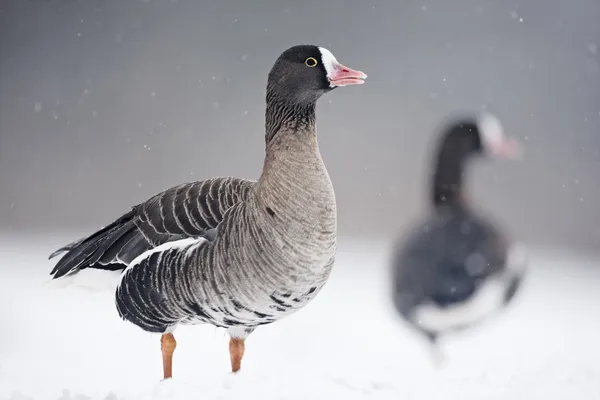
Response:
[1,235,599,400]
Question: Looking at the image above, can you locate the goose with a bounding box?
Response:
[48,44,367,380]
[390,112,528,365]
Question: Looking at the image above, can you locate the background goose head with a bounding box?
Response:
[431,112,523,209]
[437,112,522,164]
[267,45,367,105]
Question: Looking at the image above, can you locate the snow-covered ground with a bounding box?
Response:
[1,235,599,400]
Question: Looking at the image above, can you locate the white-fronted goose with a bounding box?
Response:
[390,113,528,364]
[48,45,367,379]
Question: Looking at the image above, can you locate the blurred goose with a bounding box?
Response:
[390,113,528,364]
[48,44,367,379]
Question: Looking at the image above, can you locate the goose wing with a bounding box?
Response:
[392,212,510,312]
[48,177,255,279]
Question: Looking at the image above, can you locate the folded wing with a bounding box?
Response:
[48,177,255,279]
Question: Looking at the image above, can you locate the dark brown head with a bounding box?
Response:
[267,45,367,105]
[431,113,522,208]
[438,113,522,162]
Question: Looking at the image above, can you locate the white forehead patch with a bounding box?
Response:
[476,112,505,148]
[318,47,339,80]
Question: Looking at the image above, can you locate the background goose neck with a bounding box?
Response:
[431,149,467,210]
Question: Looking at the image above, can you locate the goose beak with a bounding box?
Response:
[328,63,367,87]
[489,137,523,159]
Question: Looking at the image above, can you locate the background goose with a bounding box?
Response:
[48,44,367,380]
[390,113,528,365]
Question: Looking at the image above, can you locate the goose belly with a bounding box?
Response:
[180,233,337,329]
[181,276,331,328]
[183,246,336,328]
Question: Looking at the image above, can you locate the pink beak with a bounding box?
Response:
[328,63,367,87]
[489,137,523,159]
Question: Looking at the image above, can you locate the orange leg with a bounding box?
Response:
[229,337,245,373]
[161,333,177,379]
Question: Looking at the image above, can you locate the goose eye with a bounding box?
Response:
[305,57,318,67]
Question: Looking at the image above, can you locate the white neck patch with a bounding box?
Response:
[318,47,339,81]
[476,112,505,149]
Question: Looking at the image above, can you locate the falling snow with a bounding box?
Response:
[509,11,523,22]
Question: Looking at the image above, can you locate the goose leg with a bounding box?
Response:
[424,331,447,368]
[160,333,177,379]
[227,326,254,373]
[229,337,245,373]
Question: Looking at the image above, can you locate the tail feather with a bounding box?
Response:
[49,209,138,279]
[49,209,137,260]
[48,237,86,260]
[50,223,133,279]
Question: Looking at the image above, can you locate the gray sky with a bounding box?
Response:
[1,0,599,255]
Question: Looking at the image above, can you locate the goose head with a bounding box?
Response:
[440,113,522,162]
[267,45,367,105]
[476,113,523,159]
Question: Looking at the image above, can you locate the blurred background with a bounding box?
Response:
[1,0,599,256]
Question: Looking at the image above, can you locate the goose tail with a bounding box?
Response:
[48,208,138,279]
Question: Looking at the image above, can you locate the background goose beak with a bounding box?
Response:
[489,137,523,159]
[328,64,367,87]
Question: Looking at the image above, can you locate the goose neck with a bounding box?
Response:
[264,91,317,146]
[431,150,468,210]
